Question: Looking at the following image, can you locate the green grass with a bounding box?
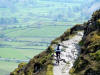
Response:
[0,61,18,75]
[0,48,44,59]
[0,41,27,47]
[46,64,53,75]
[4,26,71,38]
[0,48,26,59]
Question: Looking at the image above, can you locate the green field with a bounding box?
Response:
[0,48,44,59]
[0,61,18,75]
[0,25,73,75]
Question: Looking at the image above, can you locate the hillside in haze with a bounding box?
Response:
[0,0,100,27]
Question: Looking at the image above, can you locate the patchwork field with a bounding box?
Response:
[0,25,73,75]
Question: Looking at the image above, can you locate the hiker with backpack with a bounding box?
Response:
[55,43,62,64]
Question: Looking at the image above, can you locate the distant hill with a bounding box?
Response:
[0,0,100,27]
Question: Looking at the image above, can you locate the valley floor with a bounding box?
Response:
[53,32,83,75]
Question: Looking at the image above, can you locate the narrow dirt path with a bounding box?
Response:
[53,32,83,75]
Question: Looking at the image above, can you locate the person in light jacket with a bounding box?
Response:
[55,44,62,59]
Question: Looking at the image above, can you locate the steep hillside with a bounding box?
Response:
[10,9,100,75]
[10,24,84,75]
[70,9,100,75]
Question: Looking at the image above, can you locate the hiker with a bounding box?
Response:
[55,44,62,59]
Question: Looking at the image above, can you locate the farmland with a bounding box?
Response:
[0,25,71,75]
